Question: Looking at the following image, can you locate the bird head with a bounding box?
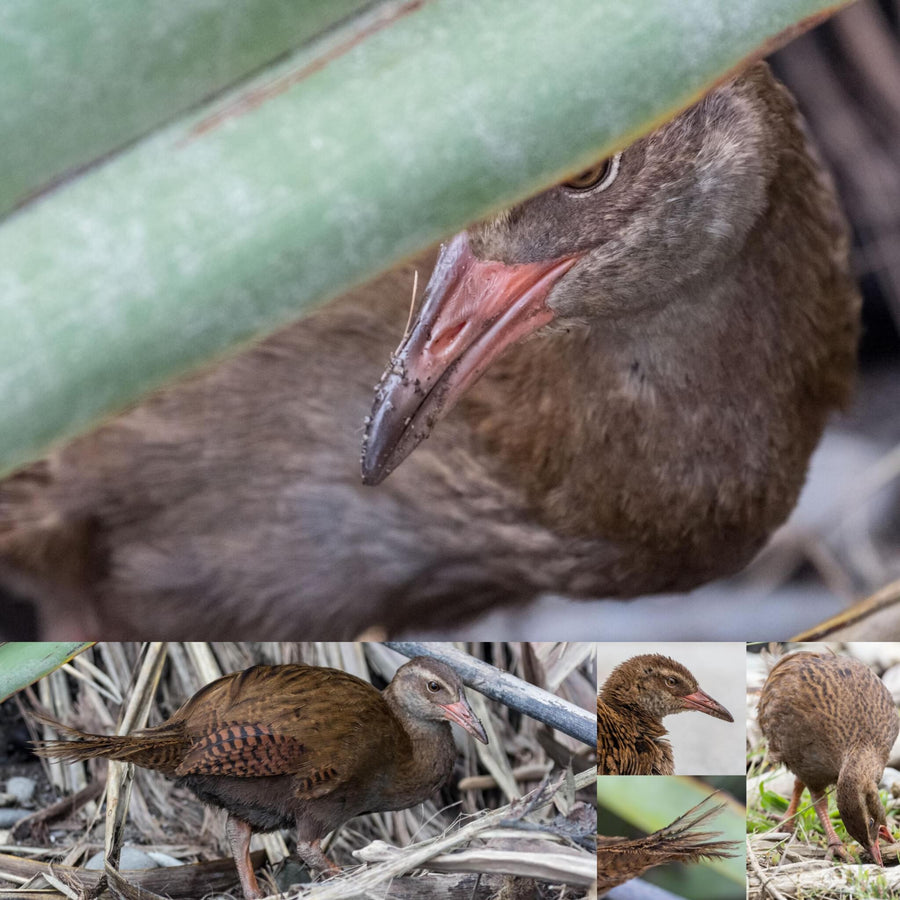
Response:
[837,773,892,866]
[603,654,734,723]
[361,65,777,485]
[389,657,488,744]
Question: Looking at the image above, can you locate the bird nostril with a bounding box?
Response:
[429,320,468,355]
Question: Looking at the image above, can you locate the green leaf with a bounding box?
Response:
[0,0,853,475]
[0,0,373,216]
[0,641,94,702]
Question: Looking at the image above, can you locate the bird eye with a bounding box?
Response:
[427,680,441,693]
[665,676,677,687]
[563,153,621,194]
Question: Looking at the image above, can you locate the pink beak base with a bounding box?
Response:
[361,232,578,485]
[440,697,488,744]
[681,689,734,723]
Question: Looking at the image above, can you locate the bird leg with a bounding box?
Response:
[808,788,850,861]
[778,778,806,832]
[226,814,264,900]
[296,838,341,877]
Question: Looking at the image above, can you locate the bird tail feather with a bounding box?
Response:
[654,793,740,861]
[30,712,185,772]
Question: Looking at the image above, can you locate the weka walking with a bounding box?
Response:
[0,62,859,639]
[597,794,738,895]
[597,654,733,775]
[33,657,488,900]
[758,651,899,864]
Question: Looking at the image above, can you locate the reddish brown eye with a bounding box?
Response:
[564,154,621,193]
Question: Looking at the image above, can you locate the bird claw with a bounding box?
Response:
[825,841,851,862]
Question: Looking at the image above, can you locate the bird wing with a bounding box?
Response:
[172,665,389,799]
[174,722,307,777]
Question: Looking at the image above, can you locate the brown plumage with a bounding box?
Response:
[32,656,488,900]
[597,794,738,895]
[758,650,899,864]
[0,62,859,639]
[597,654,733,775]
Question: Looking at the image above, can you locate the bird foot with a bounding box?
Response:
[825,840,851,862]
[295,840,341,878]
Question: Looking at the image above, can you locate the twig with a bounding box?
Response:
[747,835,791,900]
[285,769,596,898]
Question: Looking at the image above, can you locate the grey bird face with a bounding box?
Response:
[362,70,776,485]
[467,82,772,321]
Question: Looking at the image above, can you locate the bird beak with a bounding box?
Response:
[361,231,579,485]
[439,695,489,744]
[870,839,885,867]
[680,689,734,722]
[878,824,893,843]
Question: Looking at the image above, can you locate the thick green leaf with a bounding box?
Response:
[0,641,94,702]
[0,0,852,476]
[0,0,372,216]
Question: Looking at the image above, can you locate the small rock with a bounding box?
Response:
[5,776,36,805]
[0,808,30,827]
[85,847,159,870]
[883,767,900,792]
[0,792,17,807]
[882,664,900,704]
[146,851,182,868]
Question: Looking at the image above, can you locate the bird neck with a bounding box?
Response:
[381,687,458,803]
[599,684,668,737]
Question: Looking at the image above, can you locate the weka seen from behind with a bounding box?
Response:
[597,794,738,895]
[597,654,734,775]
[0,62,859,638]
[33,656,488,900]
[758,651,899,864]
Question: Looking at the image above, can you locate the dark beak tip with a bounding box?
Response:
[360,458,386,487]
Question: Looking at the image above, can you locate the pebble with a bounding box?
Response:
[5,776,36,805]
[0,808,30,827]
[882,767,900,792]
[85,847,160,870]
[146,851,182,868]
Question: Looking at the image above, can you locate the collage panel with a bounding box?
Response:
[597,643,746,776]
[747,642,900,898]
[597,776,745,899]
[0,641,596,900]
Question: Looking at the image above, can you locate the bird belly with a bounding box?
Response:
[178,774,298,832]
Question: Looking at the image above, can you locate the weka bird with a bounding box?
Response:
[597,654,734,775]
[32,656,488,900]
[597,794,738,895]
[0,62,859,638]
[758,650,899,864]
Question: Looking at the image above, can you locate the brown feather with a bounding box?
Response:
[597,795,738,895]
[758,650,899,862]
